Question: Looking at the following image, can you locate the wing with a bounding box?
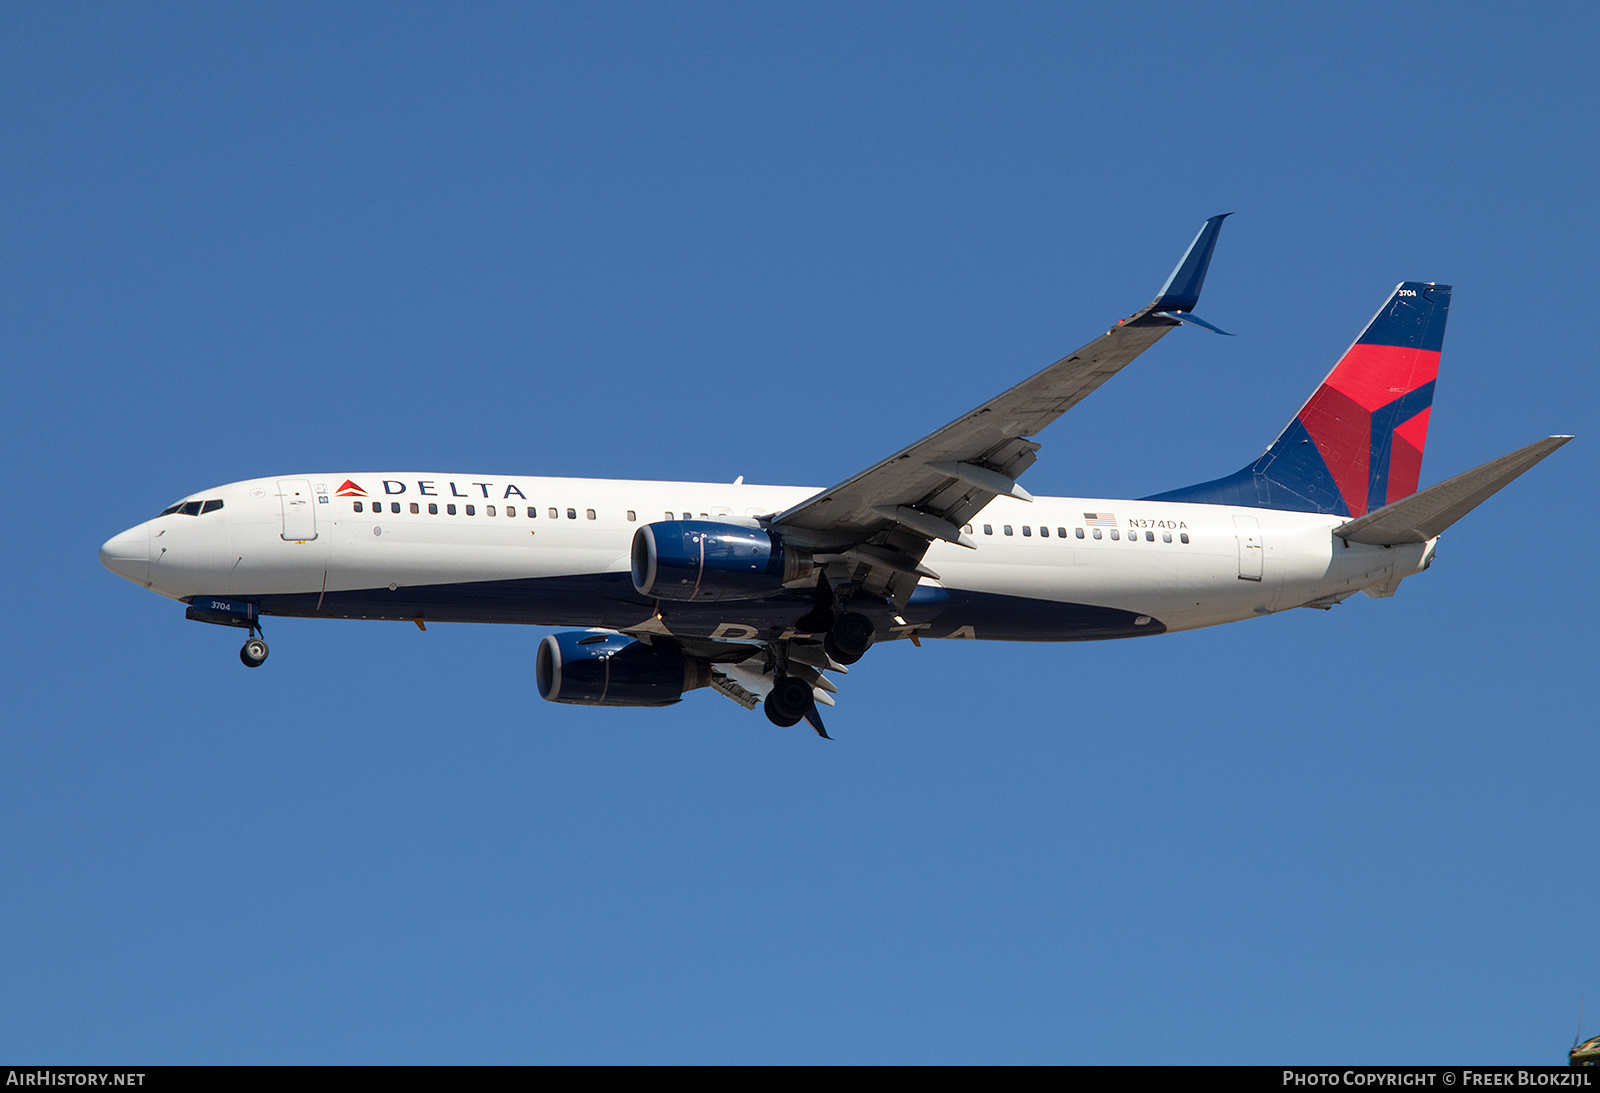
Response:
[770,214,1234,605]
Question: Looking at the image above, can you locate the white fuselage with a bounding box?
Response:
[100,472,1433,643]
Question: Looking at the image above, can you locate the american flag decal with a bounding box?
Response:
[1083,512,1118,527]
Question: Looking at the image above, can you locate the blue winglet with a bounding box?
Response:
[1152,213,1231,312]
[1153,310,1235,336]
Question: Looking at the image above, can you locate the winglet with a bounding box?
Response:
[1152,213,1231,312]
[1152,310,1234,336]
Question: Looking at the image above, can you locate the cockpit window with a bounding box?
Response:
[158,499,224,517]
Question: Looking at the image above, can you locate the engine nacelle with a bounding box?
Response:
[631,520,813,602]
[536,631,709,707]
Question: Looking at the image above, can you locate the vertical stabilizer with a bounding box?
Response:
[1146,282,1450,516]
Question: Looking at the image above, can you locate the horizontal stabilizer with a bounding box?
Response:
[1334,435,1572,545]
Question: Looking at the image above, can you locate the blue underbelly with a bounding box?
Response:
[245,573,1165,642]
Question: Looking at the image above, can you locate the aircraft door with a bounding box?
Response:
[1233,515,1262,581]
[278,479,318,541]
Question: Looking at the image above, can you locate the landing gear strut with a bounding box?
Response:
[240,636,269,668]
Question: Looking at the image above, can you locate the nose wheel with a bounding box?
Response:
[240,637,269,668]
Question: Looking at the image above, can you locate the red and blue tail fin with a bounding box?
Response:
[1146,282,1450,517]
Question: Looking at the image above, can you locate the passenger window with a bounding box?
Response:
[1039,526,1048,537]
[549,508,559,519]
[1059,527,1068,538]
[410,503,419,514]
[1021,526,1031,537]
[201,499,224,514]
[429,503,439,515]
[465,505,475,516]
[1180,533,1190,544]
[983,525,993,535]
[567,508,577,520]
[1092,529,1102,539]
[682,512,691,520]
[1163,532,1172,543]
[665,512,674,521]
[963,525,973,534]
[1003,525,1013,536]
[391,502,400,514]
[627,511,636,522]
[447,504,457,515]
[587,509,596,520]
[354,501,364,512]
[1146,531,1154,541]
[487,505,496,516]
[1075,527,1084,539]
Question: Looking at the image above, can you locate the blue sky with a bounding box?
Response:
[2,2,1595,1063]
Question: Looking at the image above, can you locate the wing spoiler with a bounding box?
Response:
[1333,435,1572,546]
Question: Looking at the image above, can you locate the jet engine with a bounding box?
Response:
[630,520,813,602]
[536,631,710,707]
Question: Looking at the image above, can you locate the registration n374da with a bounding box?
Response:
[98,216,1570,738]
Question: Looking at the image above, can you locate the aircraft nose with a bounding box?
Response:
[99,524,150,586]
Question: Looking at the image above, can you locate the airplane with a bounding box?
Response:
[98,215,1571,739]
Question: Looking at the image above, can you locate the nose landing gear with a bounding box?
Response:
[183,597,271,668]
[240,637,269,667]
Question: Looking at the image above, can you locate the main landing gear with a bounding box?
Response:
[764,675,814,728]
[769,575,880,738]
[240,636,269,668]
[825,611,874,665]
[796,574,876,666]
[764,675,831,739]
